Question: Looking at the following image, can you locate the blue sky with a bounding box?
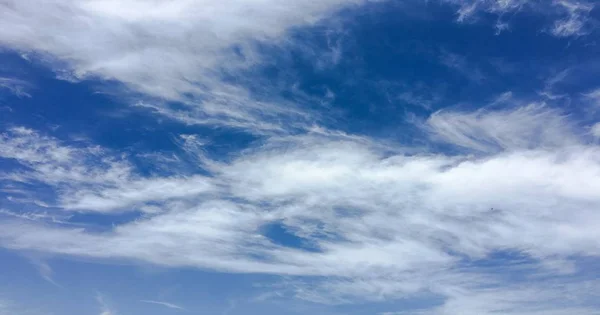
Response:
[1,0,600,314]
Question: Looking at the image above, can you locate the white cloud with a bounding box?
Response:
[445,0,596,38]
[540,69,571,101]
[2,112,600,309]
[456,1,479,22]
[295,273,600,314]
[418,278,600,315]
[27,258,61,287]
[0,209,70,225]
[97,293,116,315]
[426,103,579,152]
[0,0,364,133]
[0,77,31,98]
[584,88,600,108]
[551,0,594,37]
[446,0,528,22]
[1,0,600,313]
[0,127,126,177]
[62,175,215,211]
[0,0,592,137]
[591,123,600,138]
[0,127,216,212]
[140,300,185,311]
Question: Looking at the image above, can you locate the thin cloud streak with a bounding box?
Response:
[0,77,31,98]
[140,300,185,311]
[96,293,116,315]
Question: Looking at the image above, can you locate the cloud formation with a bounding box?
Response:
[0,0,595,135]
[140,300,185,311]
[446,0,596,37]
[426,103,580,152]
[0,0,365,134]
[2,100,600,312]
[0,77,31,98]
[1,0,600,314]
[551,0,594,37]
[94,293,116,315]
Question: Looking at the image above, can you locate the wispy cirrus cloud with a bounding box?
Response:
[96,293,116,315]
[380,277,600,315]
[2,98,600,310]
[445,0,529,22]
[0,0,594,137]
[140,300,185,311]
[1,0,600,314]
[26,258,61,288]
[584,88,600,107]
[0,77,31,98]
[426,103,580,152]
[0,127,215,213]
[0,0,366,134]
[551,0,594,37]
[444,0,596,38]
